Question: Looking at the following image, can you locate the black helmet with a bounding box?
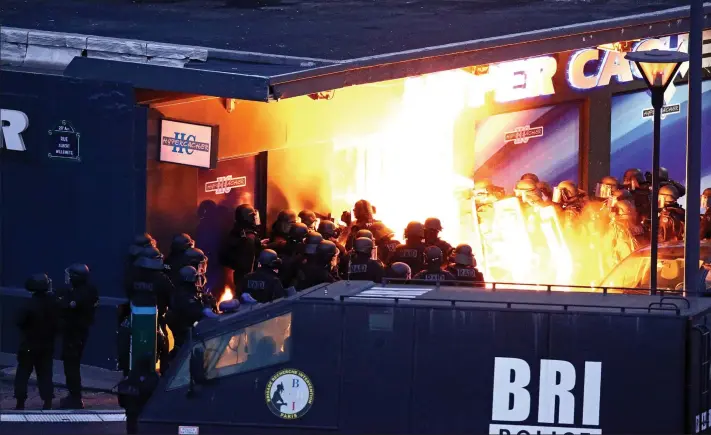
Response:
[235,204,260,227]
[180,266,199,283]
[703,188,711,197]
[659,167,670,182]
[453,244,476,267]
[623,168,645,190]
[659,184,680,208]
[298,210,317,228]
[404,221,425,240]
[65,263,90,285]
[387,262,412,280]
[317,220,337,239]
[274,209,298,235]
[354,237,374,255]
[353,199,374,222]
[553,180,578,204]
[356,229,374,240]
[304,231,324,255]
[25,273,52,293]
[520,173,540,184]
[317,240,338,259]
[258,249,282,268]
[595,176,619,199]
[134,247,164,270]
[289,222,309,242]
[423,246,443,266]
[424,217,443,232]
[129,233,156,256]
[184,248,207,273]
[171,233,195,253]
[370,222,394,242]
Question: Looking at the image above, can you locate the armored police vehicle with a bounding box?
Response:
[140,280,711,434]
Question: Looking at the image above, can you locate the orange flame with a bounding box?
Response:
[219,287,234,304]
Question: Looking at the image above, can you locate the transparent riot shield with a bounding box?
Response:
[536,205,574,286]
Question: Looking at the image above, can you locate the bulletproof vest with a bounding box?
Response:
[659,206,686,242]
[450,265,481,281]
[348,256,375,280]
[416,272,451,282]
[392,243,425,273]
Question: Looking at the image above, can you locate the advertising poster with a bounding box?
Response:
[196,155,257,295]
[160,119,214,169]
[473,102,581,193]
[610,81,711,208]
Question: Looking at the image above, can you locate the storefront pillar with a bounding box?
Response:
[583,88,613,192]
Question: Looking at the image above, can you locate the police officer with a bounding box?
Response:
[179,248,217,312]
[220,204,262,295]
[553,180,587,228]
[168,266,216,355]
[125,233,157,290]
[659,167,686,198]
[514,179,546,210]
[240,250,287,303]
[536,181,554,203]
[56,264,99,409]
[701,188,711,240]
[295,240,341,290]
[266,209,297,255]
[658,184,686,242]
[279,222,309,287]
[128,247,174,374]
[386,262,412,282]
[347,237,386,282]
[412,246,457,282]
[472,179,506,210]
[520,173,540,184]
[298,210,318,230]
[370,222,401,265]
[318,220,348,276]
[15,274,59,410]
[117,355,159,435]
[594,176,619,203]
[447,244,484,285]
[303,231,324,259]
[165,233,195,272]
[424,217,453,259]
[342,199,379,250]
[622,168,652,226]
[608,200,648,265]
[356,229,374,240]
[391,221,427,274]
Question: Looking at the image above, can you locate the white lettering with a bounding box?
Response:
[0,109,29,151]
[538,359,576,424]
[582,361,602,426]
[492,357,531,422]
[567,49,600,89]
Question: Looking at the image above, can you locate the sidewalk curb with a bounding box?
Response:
[0,371,119,395]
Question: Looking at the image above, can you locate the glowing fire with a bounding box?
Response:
[219,287,234,304]
[329,69,621,290]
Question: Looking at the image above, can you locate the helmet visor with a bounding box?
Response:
[552,187,563,204]
[595,183,614,199]
[702,195,709,210]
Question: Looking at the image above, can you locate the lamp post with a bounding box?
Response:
[624,49,688,295]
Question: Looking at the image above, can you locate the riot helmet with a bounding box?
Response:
[134,247,165,270]
[258,249,282,269]
[387,262,412,280]
[595,176,619,200]
[452,244,476,267]
[404,221,425,241]
[536,181,553,202]
[423,246,444,267]
[623,168,645,191]
[658,184,679,208]
[370,222,394,242]
[607,189,633,209]
[552,180,578,204]
[25,273,52,293]
[273,209,297,235]
[171,233,195,254]
[198,200,217,220]
[179,266,199,284]
[612,200,638,223]
[317,240,339,268]
[659,167,670,182]
[520,173,540,184]
[184,248,208,275]
[129,233,156,257]
[235,204,260,227]
[298,210,318,229]
[65,263,90,286]
[514,179,538,196]
[356,229,374,240]
[304,231,324,255]
[353,199,374,222]
[317,220,337,239]
[288,222,309,243]
[424,217,443,232]
[354,237,375,255]
[701,188,711,210]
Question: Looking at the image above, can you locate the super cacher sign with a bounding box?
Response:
[490,357,602,435]
[0,109,29,151]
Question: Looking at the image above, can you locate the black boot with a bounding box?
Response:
[59,395,84,410]
[42,399,52,410]
[15,399,25,410]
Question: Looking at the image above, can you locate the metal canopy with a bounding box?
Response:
[61,4,711,102]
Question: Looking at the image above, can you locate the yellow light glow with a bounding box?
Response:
[219,287,234,304]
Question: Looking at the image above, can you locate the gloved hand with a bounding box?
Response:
[241,293,258,304]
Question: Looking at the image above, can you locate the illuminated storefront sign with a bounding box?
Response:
[566,31,711,101]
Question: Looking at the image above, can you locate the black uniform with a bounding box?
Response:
[427,239,453,261]
[659,204,686,242]
[412,269,457,282]
[15,277,59,409]
[220,226,260,292]
[295,259,339,290]
[376,237,401,265]
[630,188,652,227]
[347,254,385,282]
[447,264,485,285]
[169,282,207,350]
[240,267,287,303]
[56,279,98,405]
[391,242,427,274]
[118,358,160,435]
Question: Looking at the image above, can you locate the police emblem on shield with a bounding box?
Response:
[265,369,314,419]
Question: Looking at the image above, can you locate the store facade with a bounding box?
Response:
[0,11,708,367]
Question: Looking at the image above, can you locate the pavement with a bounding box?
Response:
[0,351,122,411]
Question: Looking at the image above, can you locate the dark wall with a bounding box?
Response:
[0,71,146,298]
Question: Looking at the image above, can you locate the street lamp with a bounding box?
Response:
[625,49,688,295]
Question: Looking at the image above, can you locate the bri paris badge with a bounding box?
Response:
[265,369,314,420]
